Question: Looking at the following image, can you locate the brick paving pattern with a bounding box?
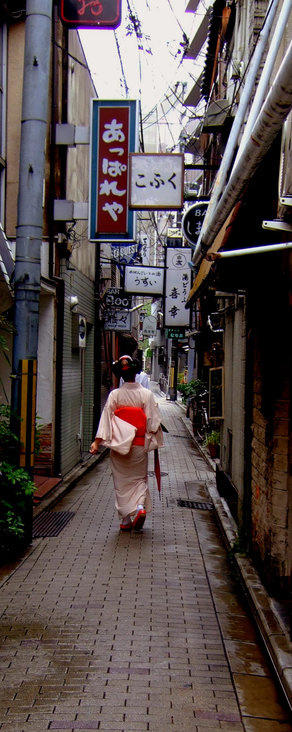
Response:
[0,396,291,731]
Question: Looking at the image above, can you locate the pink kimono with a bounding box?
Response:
[95,383,163,519]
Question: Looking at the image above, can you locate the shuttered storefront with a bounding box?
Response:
[60,265,95,476]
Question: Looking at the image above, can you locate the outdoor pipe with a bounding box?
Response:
[211,242,292,258]
[236,0,292,157]
[192,40,292,267]
[12,0,53,413]
[194,0,278,256]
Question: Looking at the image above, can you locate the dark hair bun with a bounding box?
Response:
[112,356,140,379]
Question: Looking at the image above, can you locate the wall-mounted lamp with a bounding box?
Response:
[69,295,79,312]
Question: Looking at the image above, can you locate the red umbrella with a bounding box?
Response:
[154,448,161,500]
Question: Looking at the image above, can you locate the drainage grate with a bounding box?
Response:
[168,434,189,439]
[177,499,213,510]
[32,510,75,537]
[148,471,168,477]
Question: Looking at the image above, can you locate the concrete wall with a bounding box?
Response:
[251,334,290,589]
[66,33,96,282]
[222,299,246,512]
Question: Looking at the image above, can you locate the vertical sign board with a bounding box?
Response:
[60,0,122,28]
[90,100,138,241]
[165,247,192,327]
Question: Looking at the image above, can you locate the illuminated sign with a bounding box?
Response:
[60,0,122,29]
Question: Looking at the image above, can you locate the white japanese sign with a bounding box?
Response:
[104,309,131,331]
[124,265,164,295]
[129,153,184,209]
[165,247,192,327]
[142,315,157,337]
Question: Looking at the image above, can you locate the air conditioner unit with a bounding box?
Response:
[72,313,87,350]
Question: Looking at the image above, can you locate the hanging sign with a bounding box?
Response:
[165,247,191,327]
[89,100,138,241]
[104,288,132,310]
[182,202,208,246]
[142,315,157,337]
[124,265,164,295]
[104,309,131,331]
[129,153,184,209]
[110,241,142,267]
[60,0,122,29]
[165,327,186,340]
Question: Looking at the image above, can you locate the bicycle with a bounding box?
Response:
[189,387,209,442]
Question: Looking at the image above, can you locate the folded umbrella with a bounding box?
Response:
[154,448,161,500]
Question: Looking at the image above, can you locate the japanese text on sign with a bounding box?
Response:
[165,247,192,327]
[97,108,129,234]
[60,0,122,28]
[104,309,131,331]
[90,100,138,241]
[124,266,164,295]
[129,154,184,209]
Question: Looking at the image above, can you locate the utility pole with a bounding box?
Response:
[11,0,52,506]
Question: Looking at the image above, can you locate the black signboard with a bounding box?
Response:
[60,0,122,29]
[182,202,208,246]
[104,288,132,310]
[209,366,224,420]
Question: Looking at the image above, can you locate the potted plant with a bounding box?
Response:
[204,430,220,458]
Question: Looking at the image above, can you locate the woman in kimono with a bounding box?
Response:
[90,356,163,531]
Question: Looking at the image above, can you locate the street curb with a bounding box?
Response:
[175,403,292,711]
[33,448,109,517]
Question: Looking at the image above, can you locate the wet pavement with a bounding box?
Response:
[0,395,291,731]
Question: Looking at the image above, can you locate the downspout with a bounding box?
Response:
[12,1,53,427]
[192,41,292,266]
[236,0,292,158]
[195,0,278,253]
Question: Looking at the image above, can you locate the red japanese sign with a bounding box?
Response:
[96,106,130,235]
[60,0,122,29]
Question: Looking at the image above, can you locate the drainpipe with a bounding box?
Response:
[11,1,53,440]
[192,41,292,266]
[236,0,292,158]
[196,0,279,252]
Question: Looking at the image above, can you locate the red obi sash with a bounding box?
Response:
[114,406,146,446]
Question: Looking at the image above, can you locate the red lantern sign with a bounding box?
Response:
[60,0,122,29]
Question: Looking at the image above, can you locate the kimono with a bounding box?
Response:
[95,382,163,519]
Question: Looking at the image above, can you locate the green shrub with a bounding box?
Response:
[204,430,220,446]
[177,379,206,403]
[0,405,35,559]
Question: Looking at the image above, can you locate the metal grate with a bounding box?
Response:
[168,434,189,439]
[32,510,75,537]
[177,499,213,511]
[148,471,168,477]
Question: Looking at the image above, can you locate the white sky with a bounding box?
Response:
[79,0,205,120]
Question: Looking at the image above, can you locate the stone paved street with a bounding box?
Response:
[0,396,291,731]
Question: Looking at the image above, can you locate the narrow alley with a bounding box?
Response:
[0,397,291,732]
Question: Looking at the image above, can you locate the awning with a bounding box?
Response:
[184,9,210,61]
[186,203,241,304]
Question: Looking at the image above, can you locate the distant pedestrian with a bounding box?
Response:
[90,356,163,532]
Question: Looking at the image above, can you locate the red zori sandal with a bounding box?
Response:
[132,507,146,532]
[120,516,132,531]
